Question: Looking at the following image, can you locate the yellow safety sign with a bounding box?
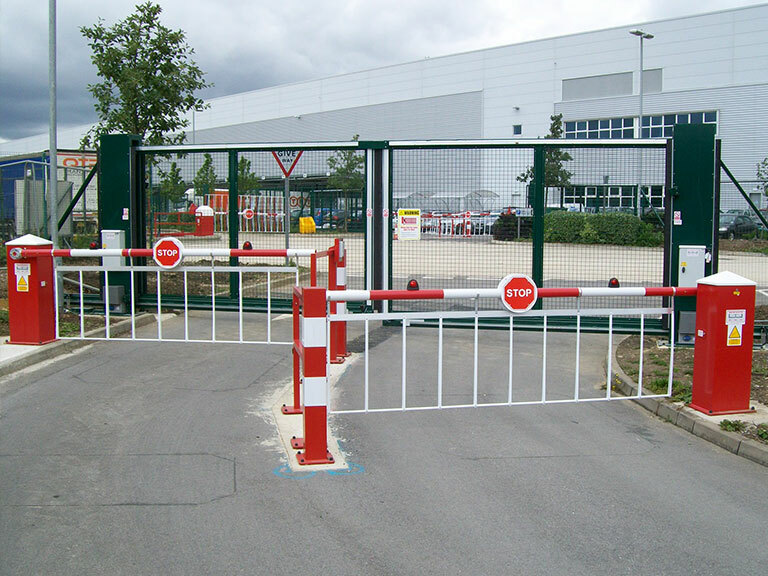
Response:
[727,324,741,347]
[16,275,28,292]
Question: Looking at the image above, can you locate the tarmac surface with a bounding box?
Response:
[1,313,767,575]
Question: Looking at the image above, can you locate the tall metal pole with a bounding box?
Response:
[48,0,58,246]
[630,29,653,216]
[284,176,290,263]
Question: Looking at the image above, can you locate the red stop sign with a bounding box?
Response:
[244,208,254,220]
[499,274,537,313]
[153,237,184,269]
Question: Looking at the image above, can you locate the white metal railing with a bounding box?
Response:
[54,263,298,345]
[327,305,675,415]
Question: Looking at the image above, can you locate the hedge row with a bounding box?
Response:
[493,211,663,246]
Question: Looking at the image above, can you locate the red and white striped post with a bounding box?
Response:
[293,286,334,465]
[329,238,349,363]
[282,288,304,415]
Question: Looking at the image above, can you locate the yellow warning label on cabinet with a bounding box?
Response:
[16,275,28,292]
[727,324,742,347]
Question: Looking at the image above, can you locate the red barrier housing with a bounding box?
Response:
[690,272,756,415]
[6,235,56,345]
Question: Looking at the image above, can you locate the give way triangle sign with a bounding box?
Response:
[272,150,304,177]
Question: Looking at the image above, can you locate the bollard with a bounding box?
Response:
[329,238,349,363]
[6,235,57,345]
[294,286,334,465]
[690,271,756,415]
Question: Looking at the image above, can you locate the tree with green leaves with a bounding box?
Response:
[157,162,187,204]
[232,157,260,194]
[80,1,211,148]
[193,154,218,196]
[758,156,768,196]
[517,114,573,205]
[327,136,365,231]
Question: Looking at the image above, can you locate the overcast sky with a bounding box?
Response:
[0,0,763,142]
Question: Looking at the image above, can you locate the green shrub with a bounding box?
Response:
[492,212,518,241]
[543,211,585,243]
[542,211,664,247]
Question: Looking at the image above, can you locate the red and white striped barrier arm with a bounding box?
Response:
[9,247,317,259]
[326,286,697,302]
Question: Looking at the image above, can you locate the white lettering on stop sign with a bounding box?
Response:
[498,274,538,313]
[153,237,185,269]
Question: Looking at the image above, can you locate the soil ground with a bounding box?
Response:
[616,335,768,445]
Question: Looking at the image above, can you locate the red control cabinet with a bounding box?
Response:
[6,235,56,345]
[690,271,756,415]
[194,205,215,236]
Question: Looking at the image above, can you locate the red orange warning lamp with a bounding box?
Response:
[242,241,253,250]
[407,279,420,291]
[608,277,620,288]
[89,241,99,250]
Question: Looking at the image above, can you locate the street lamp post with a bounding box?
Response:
[630,28,654,216]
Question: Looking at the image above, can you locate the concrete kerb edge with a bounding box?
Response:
[0,313,157,379]
[610,335,768,468]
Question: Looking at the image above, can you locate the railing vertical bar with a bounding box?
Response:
[473,298,479,407]
[606,315,613,399]
[437,318,444,409]
[541,316,547,403]
[668,311,676,396]
[130,265,136,340]
[574,312,581,401]
[238,270,244,343]
[637,315,645,397]
[105,271,111,339]
[53,267,60,339]
[78,270,84,339]
[183,270,189,342]
[401,320,407,411]
[267,271,272,344]
[211,265,216,342]
[157,270,162,340]
[364,319,369,413]
[507,316,513,405]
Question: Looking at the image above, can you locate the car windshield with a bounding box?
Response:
[719,214,736,225]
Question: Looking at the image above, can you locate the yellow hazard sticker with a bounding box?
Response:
[727,324,741,347]
[16,275,28,292]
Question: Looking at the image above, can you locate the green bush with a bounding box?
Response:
[543,211,664,247]
[492,212,518,241]
[543,211,586,243]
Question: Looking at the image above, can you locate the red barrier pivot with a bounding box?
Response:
[690,271,756,415]
[6,235,56,345]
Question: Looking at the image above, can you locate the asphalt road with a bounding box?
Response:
[1,314,767,575]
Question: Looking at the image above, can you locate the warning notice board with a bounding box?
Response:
[726,309,746,347]
[14,263,30,293]
[397,209,421,241]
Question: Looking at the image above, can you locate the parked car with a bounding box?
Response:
[718,213,758,239]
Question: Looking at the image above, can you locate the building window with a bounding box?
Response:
[641,110,717,138]
[563,184,664,209]
[566,111,718,140]
[513,124,522,136]
[565,117,634,139]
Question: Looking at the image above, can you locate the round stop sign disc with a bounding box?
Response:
[244,208,255,220]
[499,273,537,313]
[153,237,184,269]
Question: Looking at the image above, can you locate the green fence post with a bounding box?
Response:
[228,150,239,299]
[532,145,545,302]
